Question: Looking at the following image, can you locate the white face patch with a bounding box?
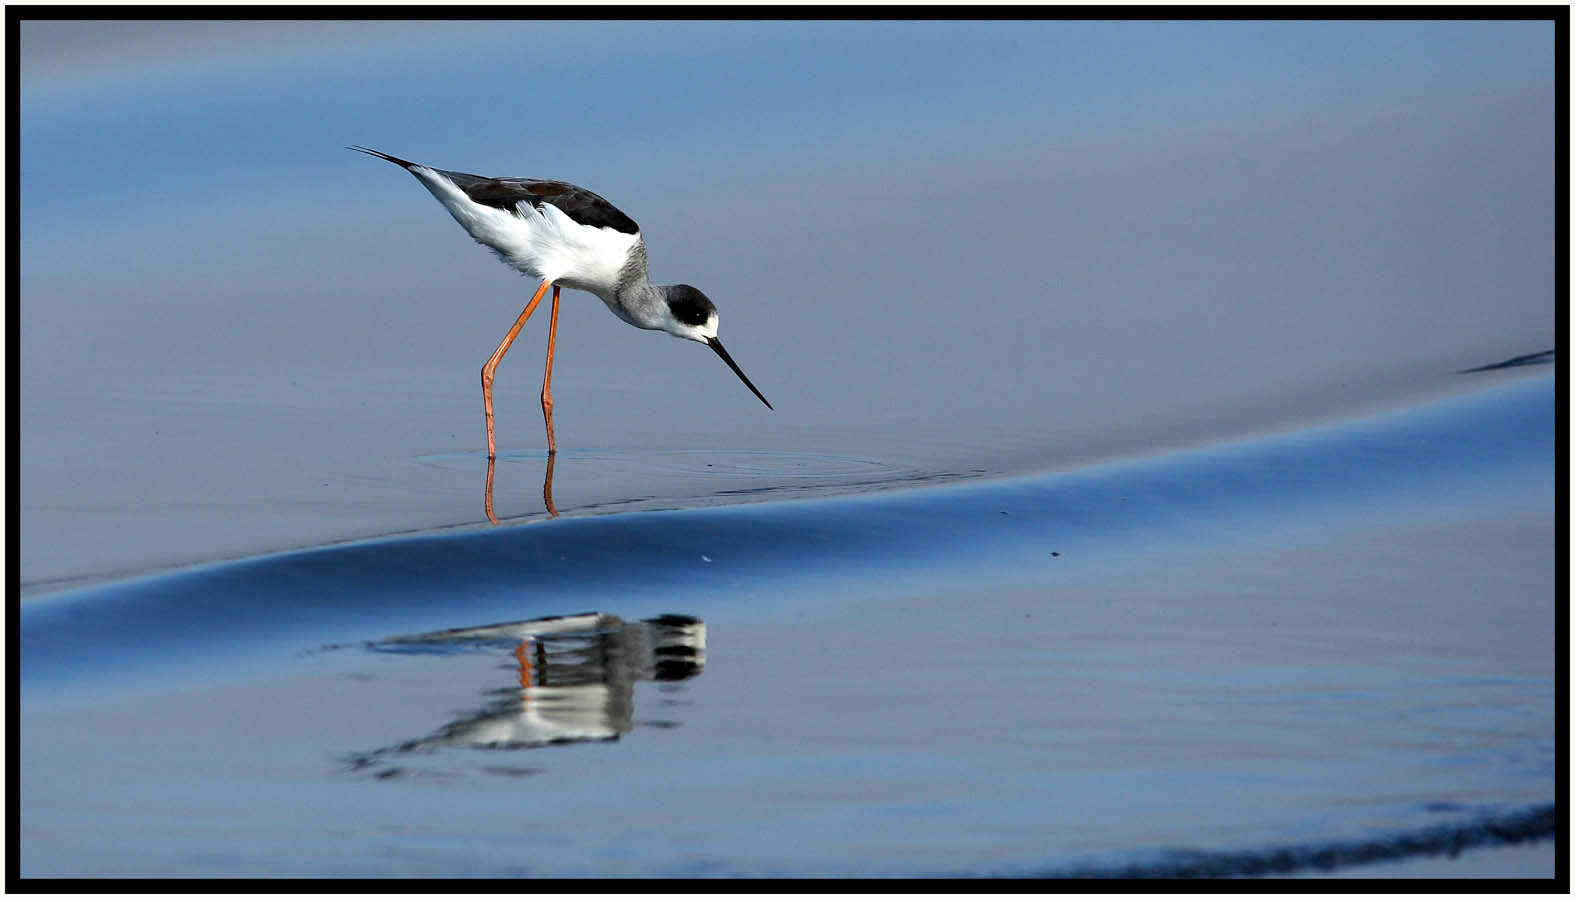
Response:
[664,312,717,344]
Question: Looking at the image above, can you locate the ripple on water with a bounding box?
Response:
[418,448,902,477]
[416,448,987,507]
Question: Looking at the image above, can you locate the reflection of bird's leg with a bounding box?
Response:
[542,450,558,518]
[485,454,499,525]
[540,285,561,454]
[483,279,553,460]
[484,446,560,523]
[514,638,535,689]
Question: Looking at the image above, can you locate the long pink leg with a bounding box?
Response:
[482,280,552,459]
[540,285,561,455]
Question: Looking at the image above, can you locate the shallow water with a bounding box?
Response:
[19,373,1556,877]
[19,77,1555,595]
[18,22,1559,879]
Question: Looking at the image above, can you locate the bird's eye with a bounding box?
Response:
[668,296,713,327]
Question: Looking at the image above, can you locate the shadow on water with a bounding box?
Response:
[339,613,705,780]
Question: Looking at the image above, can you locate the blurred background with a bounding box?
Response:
[19,19,1556,590]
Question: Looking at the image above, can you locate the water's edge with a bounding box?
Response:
[21,373,1553,693]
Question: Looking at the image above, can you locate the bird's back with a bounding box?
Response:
[460,176,640,234]
[351,147,645,297]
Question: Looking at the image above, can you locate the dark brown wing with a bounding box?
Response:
[463,178,640,235]
[348,147,640,235]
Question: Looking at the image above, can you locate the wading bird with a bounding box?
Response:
[349,146,772,459]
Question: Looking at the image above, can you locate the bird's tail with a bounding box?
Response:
[346,145,420,170]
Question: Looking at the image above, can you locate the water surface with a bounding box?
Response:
[20,373,1556,877]
[19,19,1558,881]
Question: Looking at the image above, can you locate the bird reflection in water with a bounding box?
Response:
[348,613,704,777]
[485,452,557,525]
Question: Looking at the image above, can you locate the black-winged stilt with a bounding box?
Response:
[349,146,772,459]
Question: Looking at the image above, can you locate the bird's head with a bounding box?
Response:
[660,284,721,343]
[661,284,772,410]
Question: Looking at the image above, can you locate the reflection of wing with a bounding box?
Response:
[380,612,621,647]
[379,612,706,681]
[635,614,708,680]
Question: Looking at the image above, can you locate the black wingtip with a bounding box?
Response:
[346,145,419,169]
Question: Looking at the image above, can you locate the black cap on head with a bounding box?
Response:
[666,284,716,327]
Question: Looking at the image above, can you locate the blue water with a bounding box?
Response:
[18,373,1557,877]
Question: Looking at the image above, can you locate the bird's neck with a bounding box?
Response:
[609,276,671,332]
[602,238,674,330]
[612,237,652,297]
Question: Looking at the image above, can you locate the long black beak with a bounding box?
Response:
[707,337,773,410]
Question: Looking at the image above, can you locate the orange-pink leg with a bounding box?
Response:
[540,285,561,455]
[482,279,553,459]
